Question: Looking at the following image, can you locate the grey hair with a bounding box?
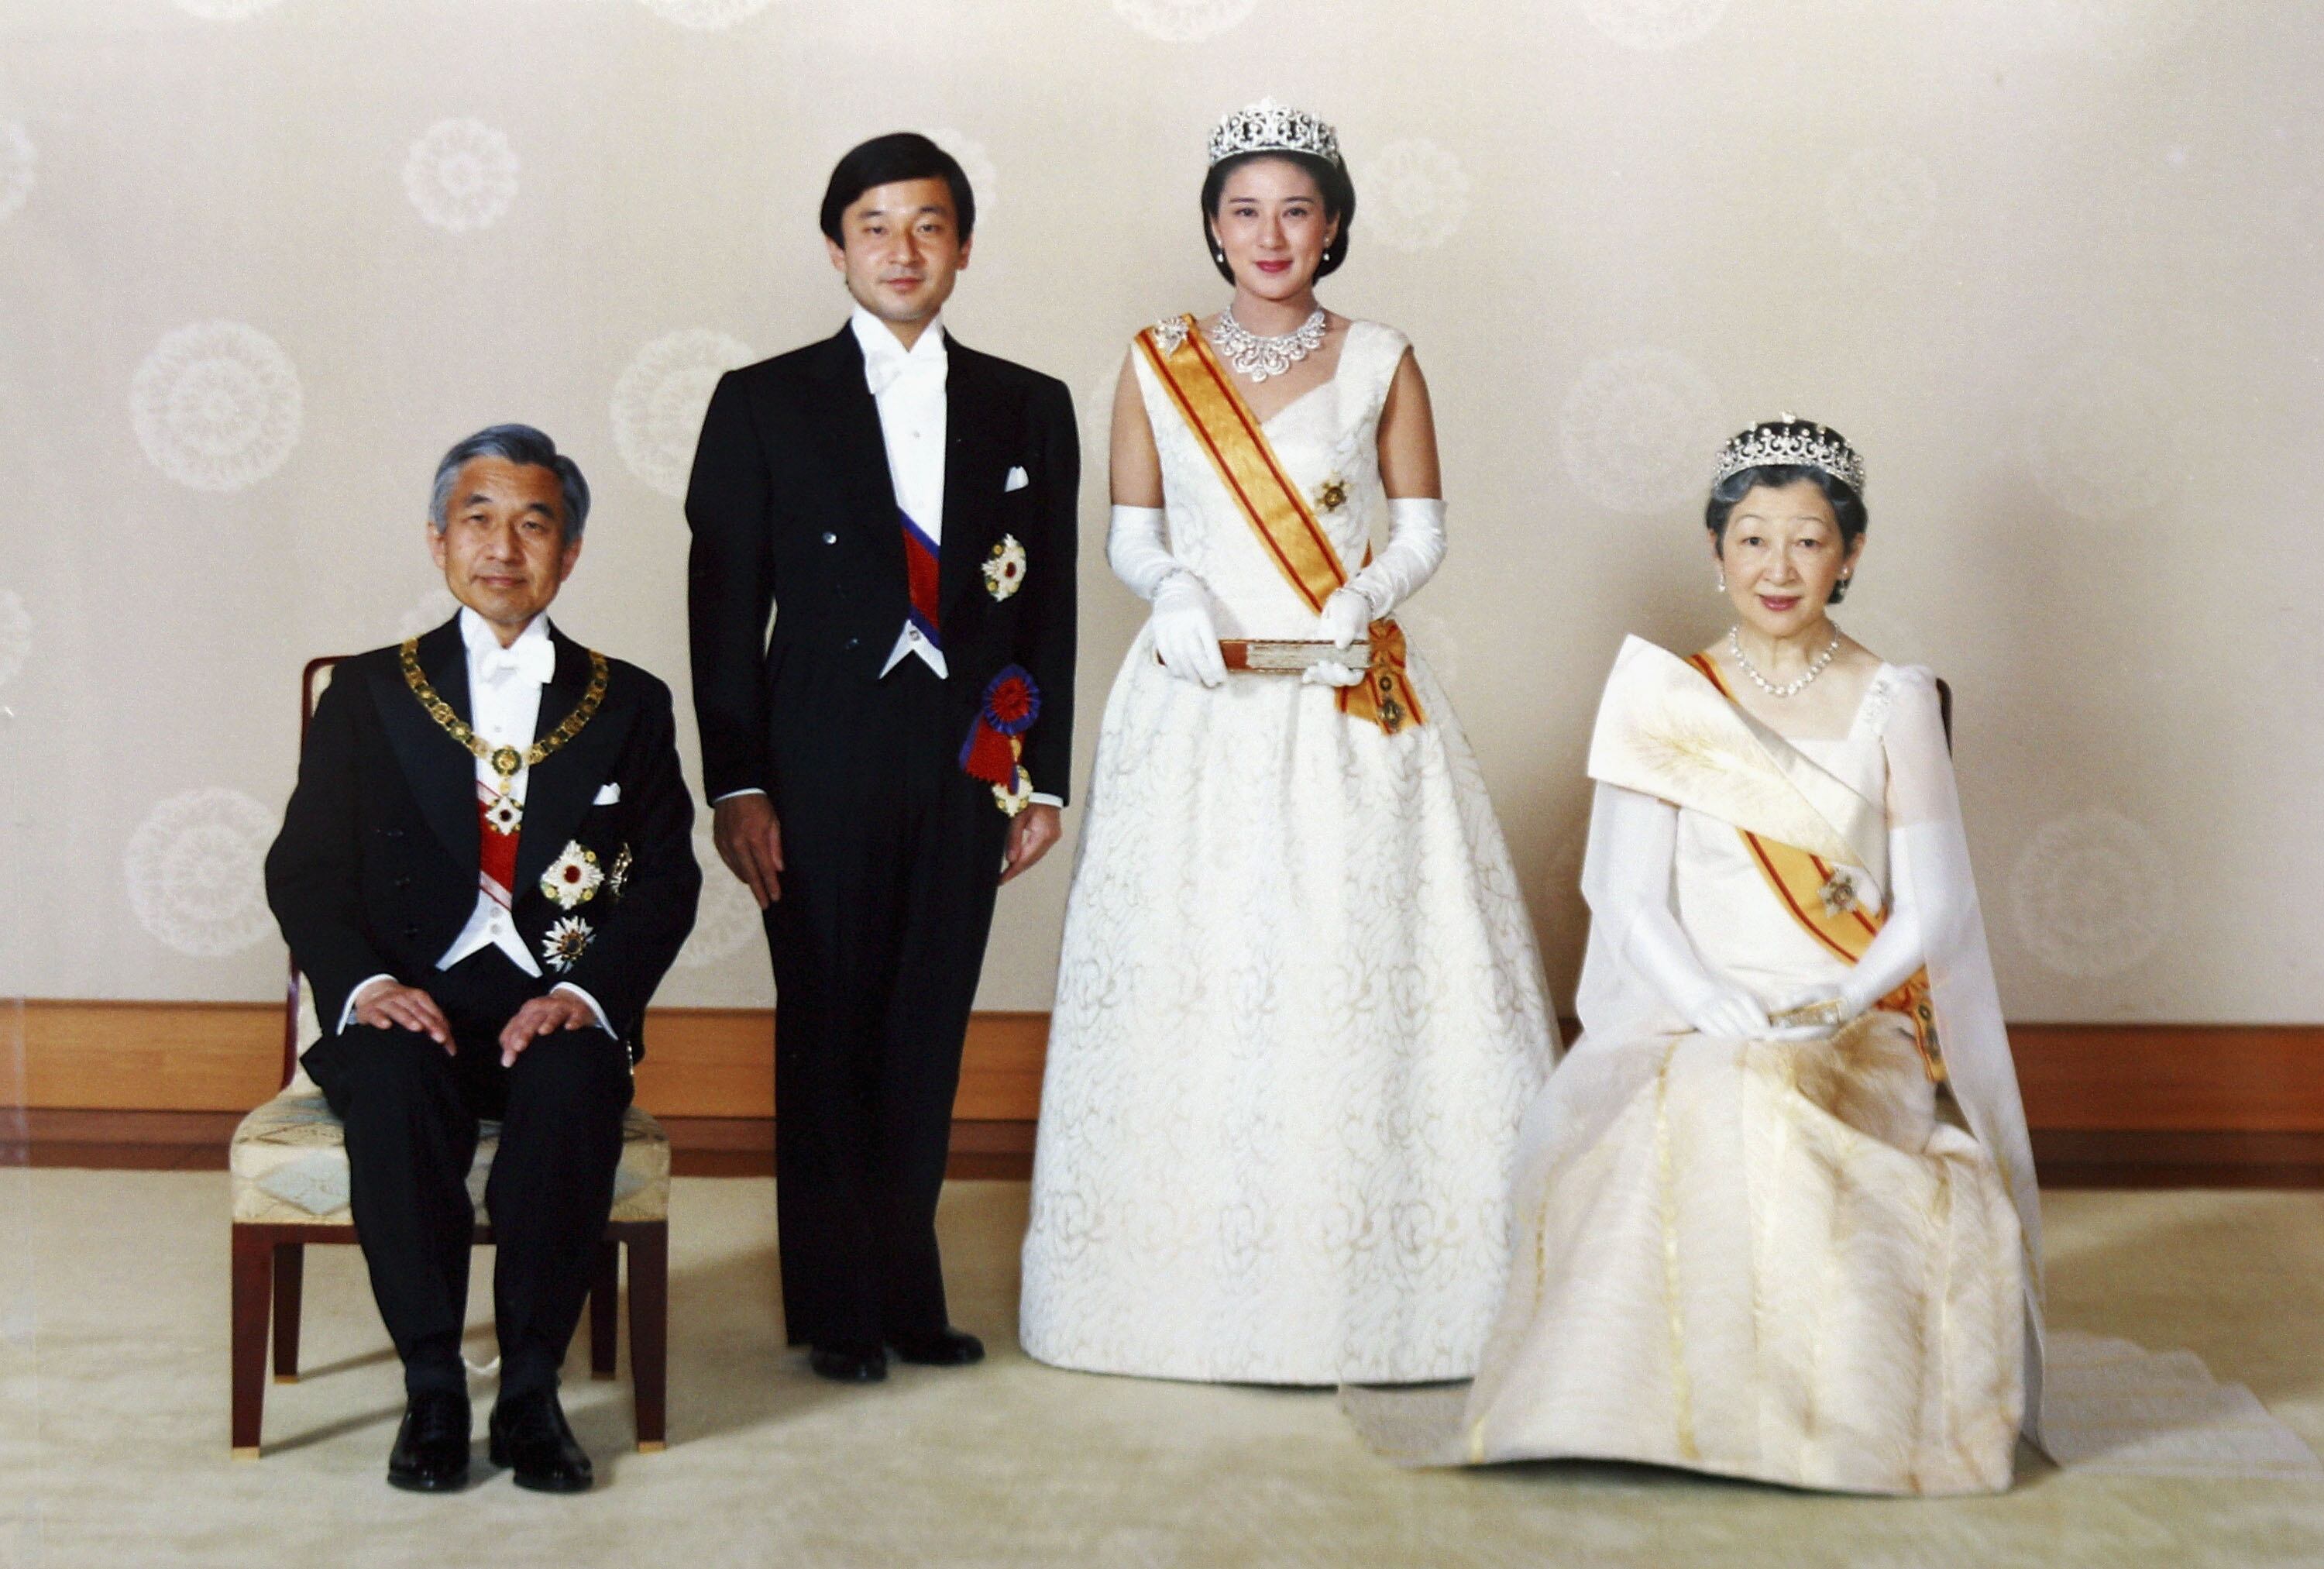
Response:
[428,424,592,541]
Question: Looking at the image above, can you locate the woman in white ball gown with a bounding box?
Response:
[1017,101,1556,1385]
[1358,418,2047,1493]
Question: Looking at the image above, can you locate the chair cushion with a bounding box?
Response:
[229,1090,672,1226]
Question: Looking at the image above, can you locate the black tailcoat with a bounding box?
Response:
[684,323,1078,1347]
[266,618,700,1058]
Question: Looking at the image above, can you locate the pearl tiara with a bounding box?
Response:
[1712,415,1867,494]
[1207,98,1342,169]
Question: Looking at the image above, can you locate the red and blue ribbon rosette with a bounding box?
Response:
[960,665,1041,814]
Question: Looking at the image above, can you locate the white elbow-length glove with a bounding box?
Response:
[1305,497,1448,689]
[1771,821,1937,1032]
[1587,783,1772,1040]
[1110,504,1226,687]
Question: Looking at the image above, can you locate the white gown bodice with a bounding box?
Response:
[1674,666,1902,1004]
[1130,319,1410,638]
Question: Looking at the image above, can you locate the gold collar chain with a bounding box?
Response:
[399,637,610,790]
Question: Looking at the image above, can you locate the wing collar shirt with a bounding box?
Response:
[339,607,610,1036]
[855,305,953,683]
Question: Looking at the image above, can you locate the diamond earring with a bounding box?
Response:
[1716,573,1727,593]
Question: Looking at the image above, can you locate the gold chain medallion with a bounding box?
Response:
[400,638,610,833]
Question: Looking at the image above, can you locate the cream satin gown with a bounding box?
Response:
[1454,650,2033,1495]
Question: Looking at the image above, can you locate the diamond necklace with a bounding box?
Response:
[1727,625,1841,698]
[1206,307,1327,381]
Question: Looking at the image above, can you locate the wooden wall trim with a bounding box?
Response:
[12,1001,2324,1133]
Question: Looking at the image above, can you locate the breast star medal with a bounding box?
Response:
[541,842,603,909]
[541,916,593,972]
[1817,868,1859,917]
[1315,476,1349,514]
[983,535,1028,601]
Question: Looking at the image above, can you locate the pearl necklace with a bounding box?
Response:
[1728,625,1841,698]
[1207,307,1327,381]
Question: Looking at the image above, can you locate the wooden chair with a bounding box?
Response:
[229,655,671,1457]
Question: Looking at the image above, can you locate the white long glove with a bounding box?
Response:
[1106,504,1181,600]
[1587,783,1772,1039]
[1342,497,1447,621]
[1151,575,1227,686]
[1305,497,1446,688]
[1772,822,1934,1027]
[1109,505,1227,686]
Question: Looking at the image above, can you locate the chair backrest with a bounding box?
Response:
[280,655,349,1089]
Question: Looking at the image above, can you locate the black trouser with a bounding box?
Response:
[302,951,634,1399]
[764,654,1011,1349]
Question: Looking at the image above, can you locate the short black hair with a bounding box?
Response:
[429,424,590,542]
[1704,462,1867,603]
[820,132,975,245]
[1199,150,1356,285]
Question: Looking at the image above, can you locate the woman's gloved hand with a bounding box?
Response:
[1150,573,1228,687]
[1684,989,1774,1041]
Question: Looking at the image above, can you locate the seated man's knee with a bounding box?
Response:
[332,1024,457,1108]
[507,1029,631,1111]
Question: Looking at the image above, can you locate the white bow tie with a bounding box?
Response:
[478,638,555,686]
[864,348,947,397]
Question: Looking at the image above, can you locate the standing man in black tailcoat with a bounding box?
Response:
[685,133,1078,1383]
[266,425,700,1492]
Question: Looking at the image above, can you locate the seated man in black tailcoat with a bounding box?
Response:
[266,425,699,1494]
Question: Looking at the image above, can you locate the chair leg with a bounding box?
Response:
[272,1242,305,1384]
[589,1239,619,1380]
[627,1223,668,1451]
[230,1227,272,1457]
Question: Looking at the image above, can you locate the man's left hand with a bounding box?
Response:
[999,803,1063,886]
[500,990,603,1066]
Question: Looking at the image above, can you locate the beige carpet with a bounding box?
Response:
[3,1172,2322,1567]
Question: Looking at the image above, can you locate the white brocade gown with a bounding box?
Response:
[1018,321,1557,1384]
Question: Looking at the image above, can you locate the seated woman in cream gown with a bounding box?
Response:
[1446,419,2046,1495]
[1019,102,1555,1385]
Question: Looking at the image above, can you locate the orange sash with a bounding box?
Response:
[1134,315,1425,736]
[1685,652,1944,1082]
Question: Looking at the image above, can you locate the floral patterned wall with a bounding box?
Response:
[0,0,2316,1022]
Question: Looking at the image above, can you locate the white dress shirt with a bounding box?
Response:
[856,305,953,682]
[341,608,611,1037]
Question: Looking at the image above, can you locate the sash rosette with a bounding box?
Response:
[961,665,1042,816]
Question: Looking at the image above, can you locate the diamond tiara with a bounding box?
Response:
[1712,415,1867,494]
[1207,98,1342,169]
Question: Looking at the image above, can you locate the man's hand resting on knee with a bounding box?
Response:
[499,991,603,1068]
[352,978,453,1053]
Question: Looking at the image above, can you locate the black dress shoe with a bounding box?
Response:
[488,1389,593,1494]
[387,1390,471,1493]
[889,1327,985,1367]
[808,1343,888,1382]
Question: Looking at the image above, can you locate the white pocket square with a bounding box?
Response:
[593,783,621,805]
[1002,466,1029,493]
